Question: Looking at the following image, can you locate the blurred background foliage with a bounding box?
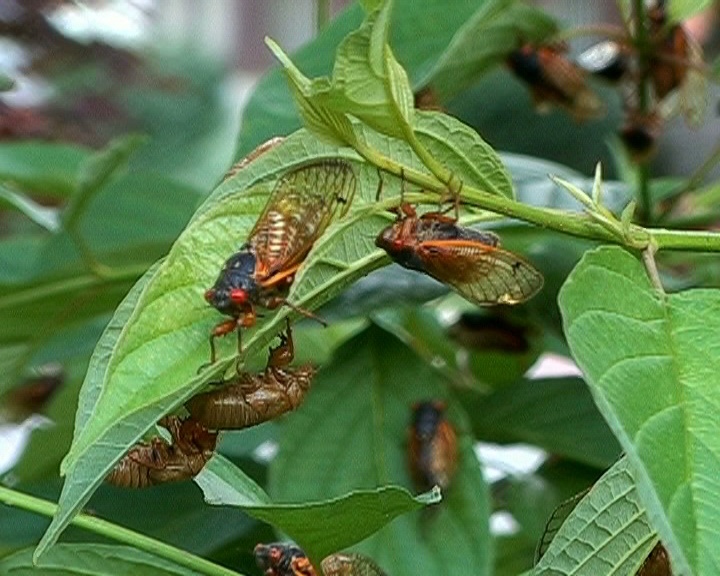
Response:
[0,1,718,575]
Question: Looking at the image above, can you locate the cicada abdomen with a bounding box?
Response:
[321,552,387,576]
[106,416,217,488]
[409,401,458,493]
[254,542,318,576]
[186,321,315,429]
[636,542,670,576]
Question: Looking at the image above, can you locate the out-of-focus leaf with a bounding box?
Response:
[63,134,146,229]
[533,457,659,575]
[0,186,60,232]
[270,324,492,576]
[425,0,557,100]
[459,377,620,468]
[494,535,537,576]
[0,544,206,575]
[197,455,438,564]
[559,246,720,575]
[668,0,712,22]
[0,142,90,197]
[0,74,14,92]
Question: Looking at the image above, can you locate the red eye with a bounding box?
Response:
[204,289,215,303]
[392,239,404,250]
[230,289,248,304]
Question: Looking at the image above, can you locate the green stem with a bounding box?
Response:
[0,486,242,576]
[355,143,720,253]
[633,0,653,224]
[316,0,331,33]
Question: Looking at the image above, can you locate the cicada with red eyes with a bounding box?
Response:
[409,401,457,493]
[254,542,318,576]
[507,43,605,121]
[375,204,543,306]
[186,320,315,429]
[107,416,217,488]
[321,553,387,576]
[204,159,356,363]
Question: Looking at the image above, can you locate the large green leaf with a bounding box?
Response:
[270,324,492,576]
[559,246,720,575]
[1,544,208,575]
[197,455,437,564]
[532,457,659,575]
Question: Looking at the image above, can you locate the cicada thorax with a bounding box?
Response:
[186,322,315,430]
[507,43,605,121]
[321,553,388,576]
[409,401,458,493]
[375,204,543,306]
[106,416,217,488]
[254,542,318,576]
[204,160,356,363]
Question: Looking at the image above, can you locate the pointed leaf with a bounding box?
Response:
[533,457,659,575]
[197,455,437,563]
[559,246,720,575]
[270,324,492,576]
[0,185,60,231]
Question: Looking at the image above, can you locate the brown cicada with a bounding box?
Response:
[321,553,387,576]
[507,43,605,121]
[409,400,457,493]
[375,203,544,306]
[186,320,315,429]
[106,416,217,488]
[204,159,356,363]
[254,542,318,576]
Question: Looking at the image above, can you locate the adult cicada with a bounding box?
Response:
[186,320,315,429]
[107,416,217,488]
[375,203,544,306]
[321,553,387,576]
[254,542,318,576]
[204,159,356,363]
[409,400,458,493]
[507,43,605,121]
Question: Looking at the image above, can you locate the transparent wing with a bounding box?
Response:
[418,240,544,305]
[249,159,356,275]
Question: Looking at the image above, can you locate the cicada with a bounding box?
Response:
[507,43,605,121]
[106,416,217,488]
[186,320,315,429]
[321,553,387,576]
[204,159,356,363]
[619,110,663,163]
[254,542,318,576]
[409,401,457,492]
[636,543,670,576]
[375,204,543,306]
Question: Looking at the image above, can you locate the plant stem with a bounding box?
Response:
[316,0,331,33]
[632,0,653,224]
[0,486,243,576]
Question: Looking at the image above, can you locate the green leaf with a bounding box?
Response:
[0,185,60,232]
[416,110,513,198]
[2,544,205,575]
[270,324,492,576]
[197,455,437,563]
[668,0,712,22]
[63,134,147,229]
[459,377,620,468]
[559,246,720,575]
[265,38,357,146]
[328,0,415,138]
[237,0,481,158]
[0,74,14,92]
[425,0,558,100]
[533,457,659,575]
[0,142,91,197]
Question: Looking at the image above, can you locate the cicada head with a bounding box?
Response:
[375,220,427,273]
[507,44,544,85]
[254,543,316,576]
[205,246,260,317]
